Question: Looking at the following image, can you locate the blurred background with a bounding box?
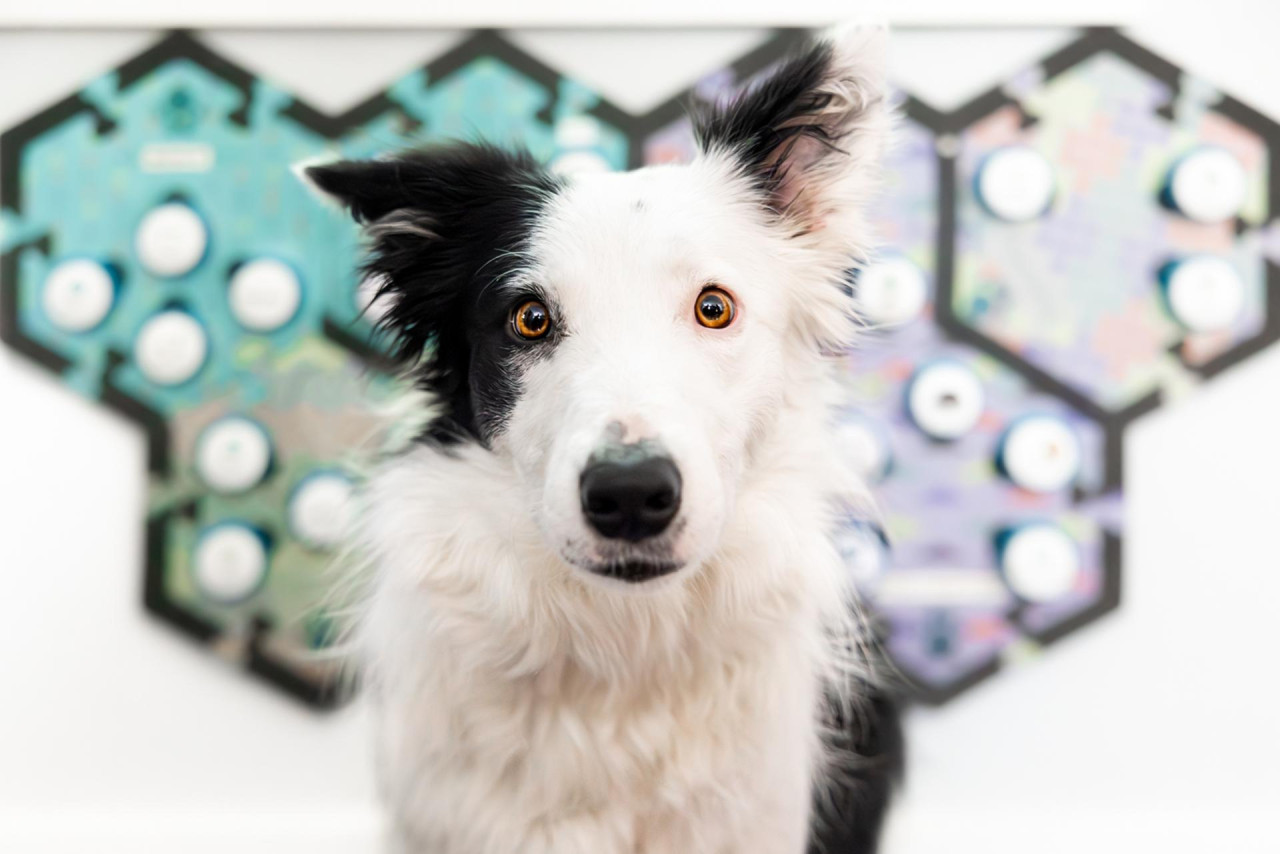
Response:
[1,2,1278,853]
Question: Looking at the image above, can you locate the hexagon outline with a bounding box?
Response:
[934,27,1280,448]
[0,30,368,708]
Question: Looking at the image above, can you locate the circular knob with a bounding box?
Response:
[192,523,268,604]
[837,415,892,483]
[42,259,116,332]
[976,146,1055,222]
[1166,147,1247,224]
[135,203,208,277]
[1162,255,1246,333]
[195,416,273,494]
[907,361,985,441]
[857,256,928,327]
[288,472,355,550]
[134,310,207,385]
[228,258,302,332]
[999,524,1080,603]
[997,415,1082,493]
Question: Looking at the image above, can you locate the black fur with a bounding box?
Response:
[307,144,563,444]
[692,41,841,212]
[809,684,905,854]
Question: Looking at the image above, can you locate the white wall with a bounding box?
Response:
[1,6,1278,852]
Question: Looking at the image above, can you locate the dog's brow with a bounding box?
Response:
[475,248,537,300]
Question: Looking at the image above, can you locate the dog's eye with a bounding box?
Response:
[511,299,551,340]
[695,287,735,329]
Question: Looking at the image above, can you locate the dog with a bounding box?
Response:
[306,24,902,854]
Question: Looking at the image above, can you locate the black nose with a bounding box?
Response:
[580,455,682,541]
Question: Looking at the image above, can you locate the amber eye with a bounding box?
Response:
[511,299,551,340]
[695,287,735,329]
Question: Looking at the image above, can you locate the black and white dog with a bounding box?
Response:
[307,24,901,854]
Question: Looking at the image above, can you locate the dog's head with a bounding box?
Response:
[307,28,889,587]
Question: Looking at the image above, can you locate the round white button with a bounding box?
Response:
[999,415,1081,493]
[134,310,207,385]
[355,274,394,325]
[195,417,273,494]
[836,523,889,590]
[135,203,208,277]
[837,416,892,483]
[193,524,268,604]
[907,361,985,440]
[555,115,601,148]
[1000,524,1080,603]
[289,472,355,550]
[228,258,302,332]
[1168,147,1247,224]
[550,151,612,175]
[1164,256,1246,333]
[857,257,928,327]
[42,259,115,332]
[976,146,1055,222]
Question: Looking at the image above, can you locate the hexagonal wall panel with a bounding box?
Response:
[939,28,1280,426]
[0,30,633,707]
[3,27,1278,708]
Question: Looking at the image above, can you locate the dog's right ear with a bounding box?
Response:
[298,145,562,441]
[300,157,430,225]
[300,153,453,366]
[297,145,558,360]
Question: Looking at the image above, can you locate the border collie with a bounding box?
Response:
[306,24,901,854]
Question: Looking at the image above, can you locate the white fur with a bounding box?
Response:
[346,25,891,854]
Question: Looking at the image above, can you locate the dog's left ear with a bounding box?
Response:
[693,25,890,262]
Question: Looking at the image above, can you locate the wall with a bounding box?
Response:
[1,6,1277,852]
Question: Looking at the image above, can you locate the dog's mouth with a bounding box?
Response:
[586,560,682,584]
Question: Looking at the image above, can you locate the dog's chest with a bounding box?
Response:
[376,624,819,853]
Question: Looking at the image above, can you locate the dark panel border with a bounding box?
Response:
[625,27,811,167]
[0,233,70,373]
